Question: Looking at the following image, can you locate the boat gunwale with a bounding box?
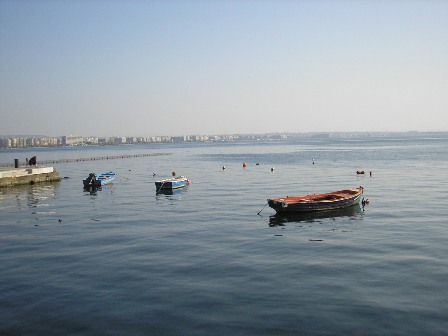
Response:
[155,176,188,184]
[269,188,362,205]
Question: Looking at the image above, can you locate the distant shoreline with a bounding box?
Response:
[1,130,447,151]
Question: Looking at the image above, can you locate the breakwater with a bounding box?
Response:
[0,167,61,188]
[0,153,172,167]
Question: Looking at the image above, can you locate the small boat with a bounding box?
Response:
[267,187,364,214]
[155,176,190,191]
[83,171,115,187]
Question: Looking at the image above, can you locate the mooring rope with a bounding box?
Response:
[257,203,268,215]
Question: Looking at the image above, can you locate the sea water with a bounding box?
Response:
[1,135,447,335]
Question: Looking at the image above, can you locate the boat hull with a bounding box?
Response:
[155,176,189,191]
[268,187,363,214]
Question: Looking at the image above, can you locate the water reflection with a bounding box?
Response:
[0,182,59,210]
[83,184,113,195]
[155,187,188,201]
[269,204,364,226]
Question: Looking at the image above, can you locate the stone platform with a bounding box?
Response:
[0,167,61,188]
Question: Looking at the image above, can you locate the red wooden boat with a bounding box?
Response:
[268,187,364,214]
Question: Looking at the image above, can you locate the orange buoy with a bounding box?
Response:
[243,162,247,168]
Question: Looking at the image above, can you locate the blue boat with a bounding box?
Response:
[83,171,116,188]
[155,176,189,191]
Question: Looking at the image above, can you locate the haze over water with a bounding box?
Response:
[1,134,447,335]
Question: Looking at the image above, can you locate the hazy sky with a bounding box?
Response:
[1,0,447,137]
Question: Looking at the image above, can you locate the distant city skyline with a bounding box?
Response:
[2,130,446,150]
[1,1,447,137]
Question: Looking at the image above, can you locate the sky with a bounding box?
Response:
[0,0,447,137]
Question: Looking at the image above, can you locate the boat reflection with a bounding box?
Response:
[156,187,188,196]
[155,187,189,202]
[269,204,363,227]
[83,184,113,195]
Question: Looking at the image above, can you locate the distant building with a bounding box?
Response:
[84,137,98,145]
[26,138,35,147]
[126,137,137,144]
[172,136,188,143]
[114,137,126,145]
[62,135,83,146]
[98,137,114,145]
[136,137,148,144]
[194,135,209,142]
[0,138,12,148]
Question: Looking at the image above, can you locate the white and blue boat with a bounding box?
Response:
[83,171,116,188]
[155,176,189,192]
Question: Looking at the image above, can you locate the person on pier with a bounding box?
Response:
[28,156,37,166]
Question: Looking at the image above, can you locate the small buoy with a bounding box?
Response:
[243,162,247,168]
[172,171,176,176]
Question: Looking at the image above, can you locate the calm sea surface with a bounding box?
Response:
[1,135,447,335]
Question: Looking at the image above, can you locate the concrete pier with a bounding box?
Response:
[0,167,61,188]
